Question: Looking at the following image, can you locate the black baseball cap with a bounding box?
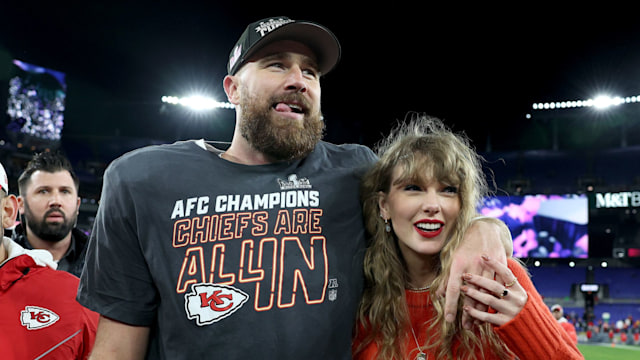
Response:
[227,16,341,76]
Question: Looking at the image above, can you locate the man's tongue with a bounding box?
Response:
[275,103,293,112]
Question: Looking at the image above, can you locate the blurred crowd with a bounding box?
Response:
[563,311,640,346]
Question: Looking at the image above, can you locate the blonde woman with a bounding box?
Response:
[353,115,583,360]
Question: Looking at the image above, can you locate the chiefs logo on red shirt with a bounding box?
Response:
[184,283,249,326]
[20,306,60,330]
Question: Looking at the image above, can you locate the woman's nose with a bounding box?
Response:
[421,194,440,214]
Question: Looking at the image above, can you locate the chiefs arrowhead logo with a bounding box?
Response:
[184,283,249,326]
[20,306,60,330]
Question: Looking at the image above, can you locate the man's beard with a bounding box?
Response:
[238,90,325,162]
[23,201,76,243]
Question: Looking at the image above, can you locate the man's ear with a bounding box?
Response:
[16,195,24,216]
[2,194,18,230]
[223,75,241,105]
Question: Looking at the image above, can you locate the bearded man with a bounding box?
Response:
[13,151,86,277]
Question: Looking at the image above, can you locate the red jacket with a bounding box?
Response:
[0,243,99,359]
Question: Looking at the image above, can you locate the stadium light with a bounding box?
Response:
[532,93,639,111]
[593,95,623,109]
[162,95,235,111]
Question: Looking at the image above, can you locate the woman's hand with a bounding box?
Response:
[460,255,528,326]
[438,219,509,329]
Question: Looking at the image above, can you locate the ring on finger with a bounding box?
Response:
[504,278,517,288]
[500,288,509,298]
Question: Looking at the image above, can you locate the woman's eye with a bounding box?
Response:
[403,184,421,191]
[443,186,458,194]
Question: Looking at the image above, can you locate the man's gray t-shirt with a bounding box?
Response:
[78,139,377,359]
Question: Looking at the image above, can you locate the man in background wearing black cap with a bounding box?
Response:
[78,16,508,359]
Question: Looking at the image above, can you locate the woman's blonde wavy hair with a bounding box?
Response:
[355,114,513,359]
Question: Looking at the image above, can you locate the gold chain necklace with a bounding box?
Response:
[407,280,429,359]
[410,325,427,360]
[406,284,431,292]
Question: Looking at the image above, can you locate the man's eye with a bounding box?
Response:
[303,69,318,79]
[267,62,285,69]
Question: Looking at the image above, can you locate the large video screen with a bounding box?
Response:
[479,194,589,259]
[6,59,66,142]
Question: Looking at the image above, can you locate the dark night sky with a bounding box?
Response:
[2,2,640,160]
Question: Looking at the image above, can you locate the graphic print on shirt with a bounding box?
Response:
[20,305,60,330]
[185,283,249,326]
[171,174,337,325]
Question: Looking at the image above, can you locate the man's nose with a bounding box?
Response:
[47,192,63,207]
[285,66,307,93]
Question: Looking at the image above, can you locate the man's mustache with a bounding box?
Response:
[44,208,66,220]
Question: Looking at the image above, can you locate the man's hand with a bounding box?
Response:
[89,316,150,360]
[436,218,510,328]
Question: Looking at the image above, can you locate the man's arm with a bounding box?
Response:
[89,316,150,360]
[437,217,511,328]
